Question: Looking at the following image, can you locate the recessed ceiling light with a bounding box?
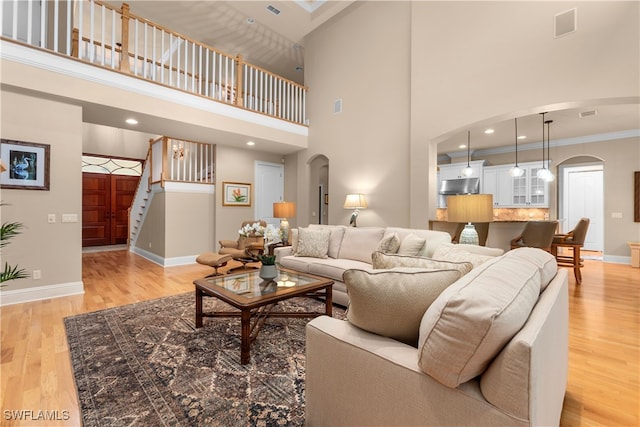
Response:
[246,141,255,146]
[246,18,255,24]
[517,135,527,140]
[125,118,138,125]
[459,144,467,149]
[484,128,494,134]
[295,66,303,72]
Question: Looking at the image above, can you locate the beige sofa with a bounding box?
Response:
[274,225,455,307]
[305,248,569,427]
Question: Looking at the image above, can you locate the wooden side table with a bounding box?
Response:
[629,242,640,268]
[267,242,291,255]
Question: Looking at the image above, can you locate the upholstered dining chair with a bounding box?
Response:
[551,218,590,285]
[510,220,559,253]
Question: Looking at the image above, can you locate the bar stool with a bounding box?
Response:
[551,218,590,285]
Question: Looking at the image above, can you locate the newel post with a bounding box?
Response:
[235,54,244,107]
[119,3,131,73]
[71,28,79,58]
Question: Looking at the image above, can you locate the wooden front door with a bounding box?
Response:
[82,173,140,247]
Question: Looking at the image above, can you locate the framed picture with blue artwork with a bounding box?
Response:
[0,139,51,191]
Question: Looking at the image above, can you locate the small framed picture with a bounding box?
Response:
[0,139,51,191]
[222,181,251,206]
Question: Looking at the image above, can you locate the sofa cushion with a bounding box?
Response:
[376,232,400,254]
[397,233,426,256]
[503,247,557,292]
[308,258,372,282]
[384,227,452,257]
[345,268,463,346]
[339,227,385,264]
[431,243,496,267]
[295,228,331,258]
[278,255,312,274]
[371,251,473,276]
[417,256,541,388]
[309,224,347,259]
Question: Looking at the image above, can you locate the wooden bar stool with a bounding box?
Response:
[551,218,590,285]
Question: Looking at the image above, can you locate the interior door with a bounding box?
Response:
[565,167,604,251]
[255,161,284,227]
[82,173,140,246]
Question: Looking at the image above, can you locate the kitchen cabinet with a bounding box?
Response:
[437,160,486,208]
[482,162,549,207]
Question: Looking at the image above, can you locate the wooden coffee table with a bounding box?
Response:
[194,268,333,364]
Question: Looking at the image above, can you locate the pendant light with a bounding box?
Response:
[544,119,555,182]
[509,117,524,177]
[536,112,554,182]
[461,131,473,177]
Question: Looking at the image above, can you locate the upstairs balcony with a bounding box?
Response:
[0,0,308,127]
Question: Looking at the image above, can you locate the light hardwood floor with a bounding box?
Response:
[1,250,638,426]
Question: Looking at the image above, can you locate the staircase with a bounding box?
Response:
[128,151,153,248]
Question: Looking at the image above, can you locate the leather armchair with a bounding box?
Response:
[219,220,267,259]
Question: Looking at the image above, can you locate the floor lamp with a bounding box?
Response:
[446,194,494,245]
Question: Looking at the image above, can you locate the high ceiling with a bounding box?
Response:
[122,0,354,84]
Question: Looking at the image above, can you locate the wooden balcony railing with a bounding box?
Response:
[1,0,308,126]
[149,136,214,187]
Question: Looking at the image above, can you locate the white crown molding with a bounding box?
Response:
[0,282,84,306]
[0,41,308,137]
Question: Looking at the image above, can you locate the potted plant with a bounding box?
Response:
[257,254,278,281]
[1,213,28,284]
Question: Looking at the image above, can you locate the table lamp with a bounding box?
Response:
[343,194,368,227]
[446,194,494,245]
[273,201,296,245]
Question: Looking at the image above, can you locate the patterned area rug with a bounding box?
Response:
[64,293,345,427]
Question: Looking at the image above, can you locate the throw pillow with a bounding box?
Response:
[417,256,541,388]
[397,233,426,256]
[371,251,473,276]
[376,233,400,254]
[503,247,557,292]
[344,267,463,346]
[432,243,494,267]
[309,224,346,258]
[295,228,331,259]
[339,227,386,263]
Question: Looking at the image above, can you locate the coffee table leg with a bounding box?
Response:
[325,286,333,316]
[240,309,251,364]
[195,288,203,328]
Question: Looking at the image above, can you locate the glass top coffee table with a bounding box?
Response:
[193,268,334,364]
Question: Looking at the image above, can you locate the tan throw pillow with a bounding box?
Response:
[376,233,400,254]
[344,268,463,346]
[371,251,473,276]
[295,227,330,259]
[397,233,426,256]
[432,243,494,267]
[339,227,385,263]
[417,256,541,388]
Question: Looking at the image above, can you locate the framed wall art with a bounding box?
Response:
[634,171,639,223]
[222,181,251,206]
[0,139,50,190]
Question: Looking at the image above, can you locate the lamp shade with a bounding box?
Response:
[343,194,368,209]
[273,201,296,218]
[447,194,494,223]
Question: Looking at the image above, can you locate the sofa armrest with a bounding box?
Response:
[274,245,294,263]
[306,317,521,427]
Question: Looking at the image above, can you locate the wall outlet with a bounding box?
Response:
[33,270,41,280]
[47,214,56,223]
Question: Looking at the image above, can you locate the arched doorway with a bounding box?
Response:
[308,155,329,225]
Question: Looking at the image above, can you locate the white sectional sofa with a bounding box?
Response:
[305,247,569,427]
[273,225,455,307]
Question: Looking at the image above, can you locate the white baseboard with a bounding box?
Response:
[130,246,197,267]
[602,254,631,265]
[0,281,84,306]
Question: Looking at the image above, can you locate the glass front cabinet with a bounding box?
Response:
[482,162,549,207]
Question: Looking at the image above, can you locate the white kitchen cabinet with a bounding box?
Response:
[437,160,486,208]
[482,162,549,207]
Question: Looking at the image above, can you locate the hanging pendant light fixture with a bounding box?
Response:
[537,112,550,181]
[461,130,473,177]
[509,117,524,177]
[544,119,555,182]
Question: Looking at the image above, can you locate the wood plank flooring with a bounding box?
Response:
[1,250,638,426]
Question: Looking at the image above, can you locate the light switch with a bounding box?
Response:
[47,214,56,223]
[611,212,623,219]
[62,214,78,223]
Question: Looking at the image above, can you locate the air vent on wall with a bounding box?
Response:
[579,109,598,118]
[334,99,343,114]
[266,4,281,15]
[554,8,577,38]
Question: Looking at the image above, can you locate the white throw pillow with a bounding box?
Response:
[397,233,426,256]
[417,256,541,388]
[339,227,385,263]
[345,268,463,346]
[432,243,494,267]
[294,228,330,259]
[371,251,473,276]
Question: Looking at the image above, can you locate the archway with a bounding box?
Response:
[308,154,329,225]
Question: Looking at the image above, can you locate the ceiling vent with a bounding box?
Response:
[554,8,577,38]
[579,109,598,118]
[266,5,281,15]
